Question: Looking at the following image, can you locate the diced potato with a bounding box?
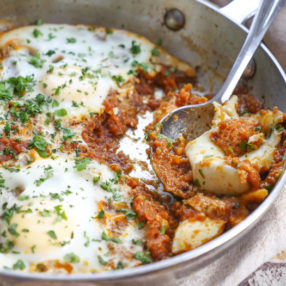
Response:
[251,108,284,134]
[212,95,239,125]
[186,131,250,195]
[186,96,283,195]
[172,217,225,253]
[240,131,281,171]
[186,193,226,218]
[241,188,268,204]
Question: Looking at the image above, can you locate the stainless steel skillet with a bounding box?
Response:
[0,0,285,285]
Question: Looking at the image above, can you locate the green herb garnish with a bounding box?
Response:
[74,158,91,171]
[134,251,152,264]
[64,253,80,263]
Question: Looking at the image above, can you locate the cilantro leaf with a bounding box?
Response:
[64,253,80,263]
[74,158,91,171]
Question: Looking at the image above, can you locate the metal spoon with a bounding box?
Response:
[159,0,286,142]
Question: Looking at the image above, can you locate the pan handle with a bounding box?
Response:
[219,0,261,25]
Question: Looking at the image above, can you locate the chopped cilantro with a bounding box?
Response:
[74,158,91,171]
[6,75,34,97]
[193,179,201,187]
[134,251,152,264]
[67,37,76,44]
[64,253,80,263]
[100,180,121,201]
[4,122,10,136]
[8,223,19,237]
[29,135,49,158]
[49,193,64,201]
[0,239,14,253]
[46,50,56,57]
[97,255,108,265]
[112,75,125,87]
[54,119,62,131]
[13,259,25,270]
[138,221,145,229]
[62,128,76,142]
[116,208,136,220]
[83,231,90,247]
[48,33,56,40]
[0,82,13,101]
[93,176,100,185]
[130,40,141,55]
[54,205,67,223]
[36,263,46,271]
[132,239,143,245]
[33,29,43,38]
[17,195,30,201]
[116,261,125,270]
[228,146,234,153]
[239,140,254,152]
[40,210,51,217]
[151,48,160,56]
[47,230,57,240]
[97,210,105,219]
[54,108,67,117]
[31,245,36,253]
[131,60,150,72]
[52,99,59,108]
[275,124,284,132]
[2,204,21,224]
[160,225,165,234]
[157,133,175,143]
[47,65,54,73]
[239,140,248,152]
[28,54,45,68]
[34,166,53,186]
[72,101,79,107]
[101,231,122,244]
[198,169,205,179]
[265,184,273,191]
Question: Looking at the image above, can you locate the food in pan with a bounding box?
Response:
[0,22,285,274]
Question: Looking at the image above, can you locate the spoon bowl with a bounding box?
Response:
[160,102,215,141]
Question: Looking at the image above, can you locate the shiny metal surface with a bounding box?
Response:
[164,8,186,31]
[0,0,285,285]
[220,0,261,24]
[242,58,256,80]
[159,0,286,141]
[160,103,215,141]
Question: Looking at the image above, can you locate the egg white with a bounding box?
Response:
[0,155,144,272]
[0,23,198,273]
[0,24,158,119]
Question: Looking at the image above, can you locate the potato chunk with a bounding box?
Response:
[172,217,225,253]
[186,96,283,195]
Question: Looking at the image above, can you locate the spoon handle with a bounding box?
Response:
[214,0,286,104]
